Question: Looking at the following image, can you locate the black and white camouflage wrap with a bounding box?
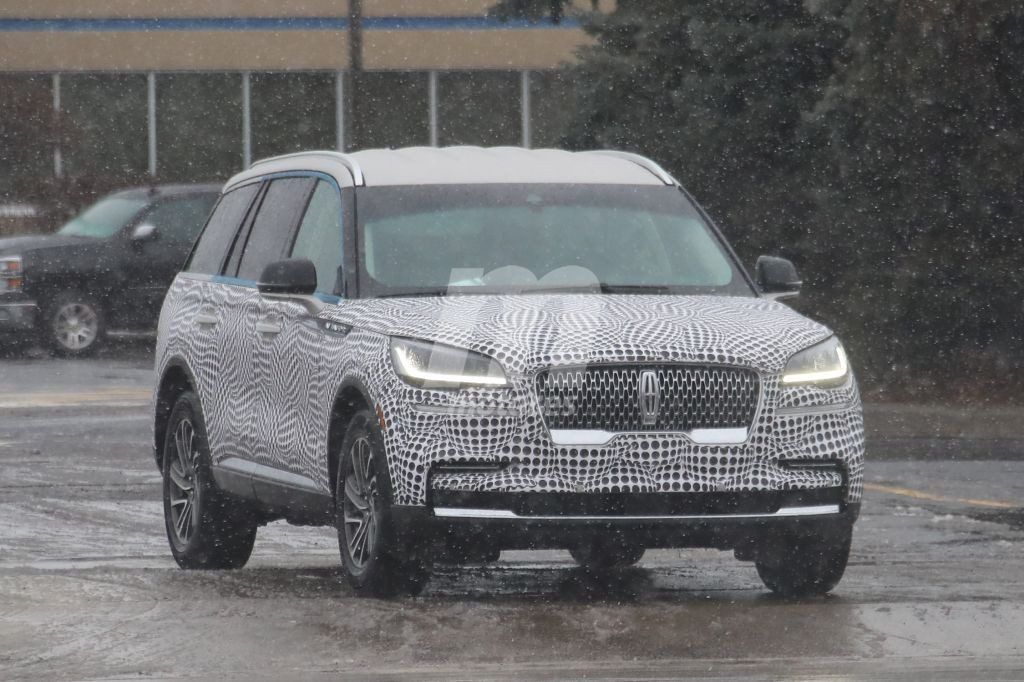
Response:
[156,274,864,509]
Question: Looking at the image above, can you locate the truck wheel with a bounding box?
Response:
[45,290,105,356]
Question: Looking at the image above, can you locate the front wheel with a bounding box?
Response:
[162,391,258,569]
[337,411,429,597]
[44,290,105,356]
[755,527,852,597]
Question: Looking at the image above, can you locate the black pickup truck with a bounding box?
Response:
[0,184,219,356]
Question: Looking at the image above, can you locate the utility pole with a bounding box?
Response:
[347,0,363,150]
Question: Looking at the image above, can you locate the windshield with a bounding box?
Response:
[357,184,752,298]
[57,195,147,239]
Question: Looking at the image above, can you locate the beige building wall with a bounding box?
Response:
[0,1,601,72]
[0,1,351,19]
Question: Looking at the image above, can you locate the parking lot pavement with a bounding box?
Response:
[3,354,1024,680]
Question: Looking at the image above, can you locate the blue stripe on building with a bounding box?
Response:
[0,16,581,33]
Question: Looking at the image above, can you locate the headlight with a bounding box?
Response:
[390,338,508,390]
[781,336,849,387]
[0,256,23,294]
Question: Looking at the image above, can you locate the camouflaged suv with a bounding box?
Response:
[152,147,864,596]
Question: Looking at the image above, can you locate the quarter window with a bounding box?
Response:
[290,180,343,295]
[186,184,258,275]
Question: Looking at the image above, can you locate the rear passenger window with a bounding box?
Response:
[236,177,315,280]
[290,180,343,294]
[186,184,258,275]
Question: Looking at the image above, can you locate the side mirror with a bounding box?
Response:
[258,258,317,296]
[131,223,158,242]
[755,255,801,300]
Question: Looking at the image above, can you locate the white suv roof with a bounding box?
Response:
[226,146,675,190]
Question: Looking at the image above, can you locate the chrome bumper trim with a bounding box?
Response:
[432,503,841,521]
[548,427,748,446]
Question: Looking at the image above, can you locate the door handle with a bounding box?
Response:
[255,317,282,336]
[194,311,218,328]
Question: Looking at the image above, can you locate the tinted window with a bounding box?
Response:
[290,180,343,294]
[142,194,218,243]
[186,184,258,275]
[357,184,751,297]
[236,177,315,280]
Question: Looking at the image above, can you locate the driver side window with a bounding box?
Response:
[141,195,218,243]
[290,180,343,295]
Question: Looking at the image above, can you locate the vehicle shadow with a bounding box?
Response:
[201,561,844,607]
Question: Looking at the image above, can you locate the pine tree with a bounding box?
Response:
[809,0,1024,385]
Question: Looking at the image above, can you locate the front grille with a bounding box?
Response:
[536,364,760,432]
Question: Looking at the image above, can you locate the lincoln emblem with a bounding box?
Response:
[639,370,661,425]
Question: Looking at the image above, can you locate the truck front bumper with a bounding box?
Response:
[0,296,38,335]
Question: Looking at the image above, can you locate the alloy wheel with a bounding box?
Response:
[53,302,98,351]
[167,418,199,546]
[343,436,379,571]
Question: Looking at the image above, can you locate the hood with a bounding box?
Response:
[324,294,832,375]
[0,233,91,256]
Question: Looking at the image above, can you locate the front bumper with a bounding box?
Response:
[383,369,866,507]
[0,296,38,334]
[389,489,859,552]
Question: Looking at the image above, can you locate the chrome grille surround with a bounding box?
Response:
[535,364,761,433]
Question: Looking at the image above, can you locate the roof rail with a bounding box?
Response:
[250,150,365,186]
[581,150,675,185]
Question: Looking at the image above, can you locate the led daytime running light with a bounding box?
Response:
[392,344,507,387]
[782,345,848,385]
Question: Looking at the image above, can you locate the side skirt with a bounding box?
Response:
[212,457,334,526]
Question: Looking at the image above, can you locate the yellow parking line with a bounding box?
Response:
[865,482,1017,510]
[0,388,151,409]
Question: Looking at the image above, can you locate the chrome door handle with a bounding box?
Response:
[255,318,282,336]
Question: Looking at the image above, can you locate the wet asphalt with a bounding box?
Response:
[2,346,1024,680]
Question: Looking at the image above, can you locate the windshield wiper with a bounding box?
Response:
[373,290,451,298]
[372,284,675,298]
[597,284,673,294]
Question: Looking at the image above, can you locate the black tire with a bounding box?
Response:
[43,289,105,357]
[755,527,852,597]
[570,539,646,570]
[336,410,429,597]
[162,391,258,570]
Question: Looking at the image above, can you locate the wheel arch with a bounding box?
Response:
[154,360,199,470]
[327,378,376,500]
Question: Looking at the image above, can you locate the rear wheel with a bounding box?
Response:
[755,527,852,597]
[162,391,258,569]
[570,539,646,570]
[337,410,429,597]
[44,290,105,356]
